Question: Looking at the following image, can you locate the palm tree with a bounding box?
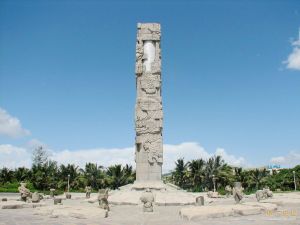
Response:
[172,158,189,188]
[251,168,268,190]
[234,167,251,190]
[188,159,205,191]
[31,160,59,190]
[234,167,243,181]
[106,164,134,189]
[217,164,234,188]
[82,163,104,189]
[14,167,31,182]
[0,168,14,183]
[58,164,79,190]
[205,156,225,190]
[122,164,135,184]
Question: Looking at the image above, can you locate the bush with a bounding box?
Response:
[0,182,37,193]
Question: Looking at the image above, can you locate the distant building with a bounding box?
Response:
[266,164,282,175]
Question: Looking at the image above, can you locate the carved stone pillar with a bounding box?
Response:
[133,23,164,190]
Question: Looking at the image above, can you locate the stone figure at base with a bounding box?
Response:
[65,192,72,199]
[256,187,273,201]
[18,182,31,202]
[140,188,154,212]
[98,189,109,211]
[225,185,232,198]
[50,188,55,198]
[85,186,92,199]
[195,196,204,206]
[232,182,244,203]
[54,198,62,205]
[207,191,220,198]
[31,192,41,203]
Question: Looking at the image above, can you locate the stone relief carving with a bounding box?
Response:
[137,23,161,41]
[135,40,144,75]
[140,188,154,212]
[137,97,162,111]
[135,23,163,182]
[18,182,32,202]
[143,134,163,164]
[136,120,162,135]
[140,77,160,95]
[232,182,244,204]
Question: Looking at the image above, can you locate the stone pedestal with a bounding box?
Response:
[196,196,204,206]
[131,181,166,190]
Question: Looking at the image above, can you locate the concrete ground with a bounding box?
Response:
[0,192,299,225]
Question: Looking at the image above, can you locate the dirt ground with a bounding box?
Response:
[0,192,299,225]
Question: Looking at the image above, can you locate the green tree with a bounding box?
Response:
[204,156,224,191]
[58,164,80,191]
[14,167,31,182]
[82,163,105,189]
[217,164,234,188]
[0,168,14,183]
[31,160,58,190]
[106,164,134,189]
[188,159,205,191]
[250,168,268,190]
[172,158,189,189]
[32,146,48,166]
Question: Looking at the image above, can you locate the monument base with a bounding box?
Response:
[131,181,166,190]
[109,182,202,206]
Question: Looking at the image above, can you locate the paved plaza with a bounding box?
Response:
[0,192,299,225]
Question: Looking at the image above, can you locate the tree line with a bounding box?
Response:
[0,147,299,193]
[166,156,299,193]
[0,147,135,192]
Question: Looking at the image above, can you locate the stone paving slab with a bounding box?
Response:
[0,201,46,209]
[261,198,300,206]
[33,204,107,219]
[179,203,278,221]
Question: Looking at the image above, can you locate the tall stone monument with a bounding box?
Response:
[109,23,202,204]
[133,23,164,189]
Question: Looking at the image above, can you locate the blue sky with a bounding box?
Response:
[0,0,300,170]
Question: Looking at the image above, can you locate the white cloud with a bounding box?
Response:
[215,148,247,167]
[50,147,134,170]
[270,151,300,168]
[0,142,247,173]
[0,108,30,138]
[0,144,31,168]
[51,142,247,173]
[27,139,47,149]
[284,38,300,70]
[163,142,211,173]
[163,143,248,172]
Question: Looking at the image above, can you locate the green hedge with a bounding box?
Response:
[0,182,36,193]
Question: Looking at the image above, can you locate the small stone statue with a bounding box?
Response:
[225,185,232,198]
[256,187,273,201]
[195,196,204,206]
[49,188,55,198]
[65,192,72,199]
[54,198,62,205]
[264,187,273,198]
[18,182,31,202]
[232,182,244,204]
[31,192,41,203]
[98,189,109,211]
[85,186,92,199]
[140,188,154,212]
[207,191,219,198]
